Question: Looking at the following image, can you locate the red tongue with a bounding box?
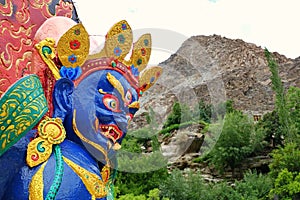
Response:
[109,129,116,139]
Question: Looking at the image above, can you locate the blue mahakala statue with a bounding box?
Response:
[0,2,162,199]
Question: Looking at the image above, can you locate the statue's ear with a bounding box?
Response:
[52,78,74,121]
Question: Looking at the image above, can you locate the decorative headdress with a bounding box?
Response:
[37,19,162,100]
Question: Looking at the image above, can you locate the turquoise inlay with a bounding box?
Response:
[45,145,64,200]
[42,46,52,56]
[37,141,45,153]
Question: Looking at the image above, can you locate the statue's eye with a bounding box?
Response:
[125,90,132,105]
[103,94,121,112]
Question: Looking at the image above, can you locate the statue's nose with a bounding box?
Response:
[115,114,128,132]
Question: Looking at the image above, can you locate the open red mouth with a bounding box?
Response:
[99,124,123,143]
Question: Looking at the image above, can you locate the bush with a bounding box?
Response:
[159,170,209,200]
[208,111,265,176]
[256,111,283,147]
[286,86,300,141]
[234,170,273,200]
[163,102,193,128]
[192,100,212,123]
[269,143,300,179]
[269,169,300,200]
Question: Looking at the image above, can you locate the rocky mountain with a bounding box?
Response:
[130,34,300,130]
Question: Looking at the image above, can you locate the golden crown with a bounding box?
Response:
[36,20,162,95]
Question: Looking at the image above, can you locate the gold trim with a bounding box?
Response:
[57,23,90,68]
[29,162,47,200]
[35,38,61,80]
[63,156,107,198]
[128,101,140,109]
[106,72,125,101]
[72,110,109,165]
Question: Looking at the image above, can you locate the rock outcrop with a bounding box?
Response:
[132,34,300,130]
[129,35,300,177]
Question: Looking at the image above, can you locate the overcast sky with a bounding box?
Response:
[75,0,300,64]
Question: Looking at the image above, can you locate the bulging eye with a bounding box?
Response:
[103,94,121,112]
[125,90,132,105]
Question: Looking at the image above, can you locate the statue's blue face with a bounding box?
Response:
[95,70,139,145]
[73,67,139,158]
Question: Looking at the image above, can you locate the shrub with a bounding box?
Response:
[234,170,273,200]
[256,111,283,147]
[269,169,300,200]
[163,102,193,128]
[269,143,300,179]
[159,170,209,200]
[208,111,265,176]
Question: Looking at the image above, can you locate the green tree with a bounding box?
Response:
[286,86,300,138]
[163,102,193,128]
[265,48,292,142]
[256,111,283,147]
[208,111,264,176]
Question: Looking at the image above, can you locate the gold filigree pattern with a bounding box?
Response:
[0,0,75,95]
[89,20,133,62]
[100,165,110,185]
[35,38,61,80]
[29,161,47,200]
[57,23,90,68]
[0,75,48,156]
[15,0,30,24]
[63,156,107,198]
[26,117,66,167]
[0,0,13,16]
[83,20,163,93]
[139,66,163,92]
[129,34,152,72]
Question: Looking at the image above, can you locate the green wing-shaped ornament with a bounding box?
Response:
[0,75,48,156]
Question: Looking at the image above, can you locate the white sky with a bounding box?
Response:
[75,0,300,64]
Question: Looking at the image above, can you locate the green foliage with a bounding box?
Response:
[256,111,283,147]
[120,136,143,153]
[117,111,169,197]
[117,188,168,200]
[160,169,273,200]
[163,102,182,128]
[234,170,273,200]
[115,158,168,196]
[159,121,196,135]
[117,193,147,200]
[163,102,193,128]
[159,170,209,200]
[213,100,236,119]
[269,143,300,179]
[286,86,300,139]
[269,169,300,200]
[207,182,241,200]
[193,99,212,123]
[208,111,265,175]
[265,48,292,142]
[116,141,168,196]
